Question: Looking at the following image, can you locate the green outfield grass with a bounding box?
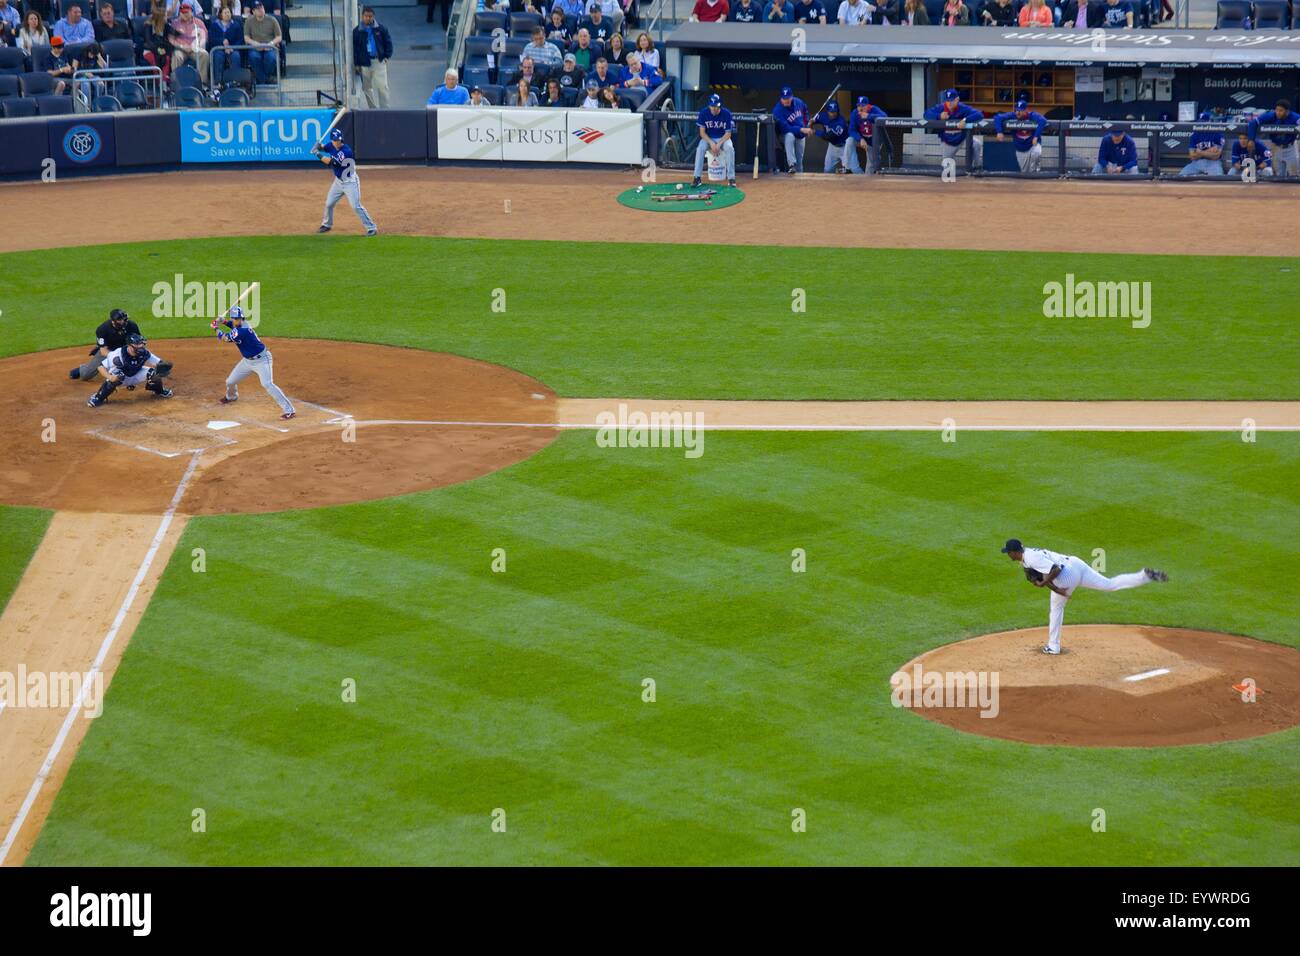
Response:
[0,237,1296,399]
[0,507,51,613]
[26,430,1300,866]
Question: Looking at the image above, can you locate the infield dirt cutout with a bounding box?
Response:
[897,625,1300,747]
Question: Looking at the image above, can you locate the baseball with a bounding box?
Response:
[636,186,643,193]
[675,183,683,191]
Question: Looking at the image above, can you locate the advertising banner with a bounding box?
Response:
[435,107,643,163]
[46,116,116,169]
[179,109,333,163]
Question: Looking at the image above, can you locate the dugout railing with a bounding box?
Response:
[645,109,777,173]
[868,118,1299,181]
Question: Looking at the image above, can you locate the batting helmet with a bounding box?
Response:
[110,309,129,323]
[228,306,244,320]
[330,129,344,141]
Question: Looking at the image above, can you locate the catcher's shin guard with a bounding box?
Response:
[145,377,171,397]
[88,379,118,407]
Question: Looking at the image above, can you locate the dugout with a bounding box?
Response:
[663,23,1300,173]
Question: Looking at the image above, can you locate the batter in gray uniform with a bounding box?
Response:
[312,128,377,236]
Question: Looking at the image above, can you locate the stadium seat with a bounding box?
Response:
[173,64,202,90]
[35,95,74,115]
[561,86,578,106]
[0,75,19,98]
[93,94,123,112]
[0,48,25,76]
[504,37,528,60]
[510,12,545,33]
[1214,0,1251,26]
[924,0,946,20]
[617,87,647,109]
[103,39,135,69]
[30,46,52,73]
[1253,0,1289,26]
[117,79,148,108]
[64,43,89,67]
[2,97,37,117]
[475,11,508,35]
[174,86,207,108]
[19,73,55,96]
[218,86,250,107]
[565,14,579,33]
[463,66,492,89]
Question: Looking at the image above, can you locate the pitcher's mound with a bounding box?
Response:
[895,625,1300,747]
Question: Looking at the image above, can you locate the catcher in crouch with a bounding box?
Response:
[1001,538,1167,655]
[86,333,174,407]
[69,308,141,381]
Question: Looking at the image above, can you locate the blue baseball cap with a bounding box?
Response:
[780,86,793,99]
[330,128,344,141]
[856,95,871,106]
[1015,98,1030,111]
[708,93,722,107]
[942,88,960,102]
[1000,538,1023,554]
[825,100,839,113]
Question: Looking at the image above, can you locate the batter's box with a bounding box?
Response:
[87,418,236,459]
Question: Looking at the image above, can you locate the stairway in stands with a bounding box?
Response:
[279,0,348,105]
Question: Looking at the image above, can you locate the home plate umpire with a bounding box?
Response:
[68,309,141,381]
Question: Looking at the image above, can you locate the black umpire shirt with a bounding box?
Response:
[94,319,141,353]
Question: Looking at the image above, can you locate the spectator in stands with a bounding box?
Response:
[427,67,469,104]
[169,3,209,80]
[1180,127,1225,177]
[76,40,107,101]
[596,0,623,16]
[605,31,627,68]
[1230,133,1272,178]
[792,0,827,22]
[512,55,538,87]
[763,0,793,21]
[1092,129,1139,175]
[598,84,619,107]
[1018,0,1052,24]
[556,52,585,89]
[902,0,929,23]
[508,75,538,105]
[571,29,594,70]
[580,77,600,107]
[141,2,172,80]
[47,36,74,94]
[468,84,487,106]
[522,26,563,69]
[836,0,874,25]
[55,4,96,45]
[353,6,393,109]
[939,0,970,24]
[1248,100,1300,178]
[553,0,586,18]
[774,86,812,173]
[216,0,246,17]
[17,11,47,59]
[425,0,452,30]
[728,0,762,20]
[1060,0,1101,26]
[0,0,20,35]
[634,32,657,72]
[619,51,658,90]
[542,76,564,106]
[690,0,730,21]
[872,0,898,23]
[0,20,13,49]
[243,2,283,84]
[546,8,572,44]
[209,5,243,87]
[24,0,56,24]
[94,3,133,42]
[580,5,614,43]
[589,56,617,87]
[1101,0,1132,27]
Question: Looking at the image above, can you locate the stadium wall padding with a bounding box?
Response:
[115,111,181,167]
[0,119,50,176]
[355,110,430,162]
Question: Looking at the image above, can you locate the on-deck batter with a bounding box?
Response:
[1001,538,1168,655]
[313,128,378,236]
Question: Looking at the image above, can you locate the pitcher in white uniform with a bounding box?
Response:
[1001,538,1168,655]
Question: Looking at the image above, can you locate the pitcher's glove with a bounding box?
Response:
[1024,567,1045,585]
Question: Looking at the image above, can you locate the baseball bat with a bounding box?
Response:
[312,107,349,149]
[213,282,260,323]
[753,119,761,180]
[813,83,843,122]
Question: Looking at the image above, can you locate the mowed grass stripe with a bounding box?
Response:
[28,432,1300,866]
[1,237,1296,400]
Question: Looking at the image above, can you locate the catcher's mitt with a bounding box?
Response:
[150,360,174,380]
[1024,567,1044,584]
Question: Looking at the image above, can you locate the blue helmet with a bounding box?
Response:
[228,305,244,320]
[330,129,344,142]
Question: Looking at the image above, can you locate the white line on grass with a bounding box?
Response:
[319,418,1300,433]
[0,451,202,866]
[1124,668,1172,683]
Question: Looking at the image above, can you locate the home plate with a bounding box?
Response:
[1124,667,1171,683]
[207,420,241,430]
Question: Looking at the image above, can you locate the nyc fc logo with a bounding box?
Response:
[63,125,102,164]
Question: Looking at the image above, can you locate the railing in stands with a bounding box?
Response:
[71,65,165,113]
